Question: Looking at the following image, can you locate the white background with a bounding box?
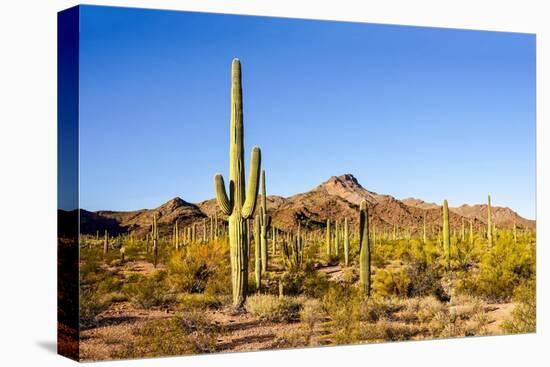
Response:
[0,0,548,366]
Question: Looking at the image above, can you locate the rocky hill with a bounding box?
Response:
[71,174,535,236]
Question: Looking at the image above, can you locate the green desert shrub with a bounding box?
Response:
[245,294,302,322]
[80,288,108,324]
[278,268,329,298]
[407,260,443,297]
[177,293,226,311]
[123,271,176,309]
[321,283,362,344]
[360,296,404,323]
[166,240,230,295]
[501,279,536,334]
[115,310,220,358]
[457,238,535,302]
[373,267,411,298]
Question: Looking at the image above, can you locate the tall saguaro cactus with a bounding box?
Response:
[443,200,450,270]
[359,200,371,296]
[259,170,271,273]
[214,58,261,308]
[343,217,350,266]
[487,194,493,245]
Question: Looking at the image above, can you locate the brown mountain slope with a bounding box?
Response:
[96,197,205,237]
[79,174,534,236]
[402,197,535,229]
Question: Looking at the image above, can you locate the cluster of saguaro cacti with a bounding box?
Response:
[214,58,261,308]
[359,200,371,296]
[281,225,304,269]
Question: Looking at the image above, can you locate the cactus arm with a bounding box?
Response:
[214,174,233,215]
[241,146,261,219]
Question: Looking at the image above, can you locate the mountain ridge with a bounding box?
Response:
[73,174,535,236]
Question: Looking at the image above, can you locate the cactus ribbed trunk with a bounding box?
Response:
[214,59,261,308]
[443,200,450,270]
[359,201,371,296]
[343,217,350,266]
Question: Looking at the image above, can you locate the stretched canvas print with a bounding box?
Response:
[58,5,536,362]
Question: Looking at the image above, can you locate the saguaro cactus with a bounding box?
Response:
[213,58,261,308]
[174,220,179,250]
[469,219,474,245]
[272,226,277,255]
[259,170,271,273]
[254,215,262,290]
[152,214,159,268]
[325,219,331,256]
[359,200,371,296]
[461,217,465,242]
[443,200,450,270]
[343,217,350,266]
[487,194,493,245]
[334,220,340,255]
[103,230,109,255]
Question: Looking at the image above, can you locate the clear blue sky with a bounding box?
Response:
[78,5,536,219]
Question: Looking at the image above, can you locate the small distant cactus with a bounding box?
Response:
[359,200,371,296]
[120,246,126,262]
[103,230,109,255]
[213,59,261,308]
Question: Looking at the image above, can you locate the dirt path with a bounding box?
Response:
[209,310,301,352]
[318,265,343,280]
[485,303,515,334]
[80,302,174,361]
